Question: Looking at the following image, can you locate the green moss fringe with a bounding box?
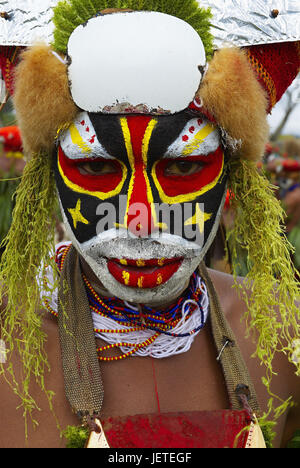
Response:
[287,430,300,448]
[64,425,90,448]
[259,419,276,448]
[0,151,59,434]
[0,168,21,245]
[227,158,300,421]
[52,0,214,58]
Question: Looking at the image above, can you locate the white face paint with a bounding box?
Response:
[164,118,220,158]
[59,112,114,160]
[67,11,206,115]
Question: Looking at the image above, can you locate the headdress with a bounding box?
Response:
[0,0,299,437]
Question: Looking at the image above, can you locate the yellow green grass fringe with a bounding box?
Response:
[0,151,59,436]
[227,158,300,432]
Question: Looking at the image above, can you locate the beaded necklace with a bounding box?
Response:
[45,244,209,361]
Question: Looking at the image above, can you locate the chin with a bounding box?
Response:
[81,254,203,305]
[61,200,217,304]
[64,230,204,306]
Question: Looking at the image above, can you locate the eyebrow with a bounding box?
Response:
[163,121,220,159]
[62,111,220,164]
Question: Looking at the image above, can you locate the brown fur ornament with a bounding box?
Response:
[14,43,269,162]
[13,43,78,156]
[198,48,269,161]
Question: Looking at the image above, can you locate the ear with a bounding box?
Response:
[13,43,78,155]
[197,47,269,161]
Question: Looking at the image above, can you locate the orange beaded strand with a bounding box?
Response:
[45,244,204,362]
[96,333,160,361]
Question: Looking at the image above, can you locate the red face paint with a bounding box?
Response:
[58,146,124,195]
[107,257,183,289]
[123,116,158,237]
[153,147,224,199]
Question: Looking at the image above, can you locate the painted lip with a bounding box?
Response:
[107,257,184,289]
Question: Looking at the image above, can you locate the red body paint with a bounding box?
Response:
[125,116,157,237]
[102,410,252,448]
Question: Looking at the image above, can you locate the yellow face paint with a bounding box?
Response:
[69,123,92,154]
[184,203,212,234]
[182,123,216,156]
[122,271,130,286]
[137,277,144,288]
[156,274,163,286]
[68,199,89,229]
[118,117,167,232]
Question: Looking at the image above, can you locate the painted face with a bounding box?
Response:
[55,110,227,305]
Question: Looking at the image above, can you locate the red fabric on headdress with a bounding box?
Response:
[0,126,22,152]
[188,97,217,123]
[0,46,23,95]
[246,41,300,113]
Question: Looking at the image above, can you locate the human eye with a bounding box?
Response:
[77,159,119,175]
[164,160,205,177]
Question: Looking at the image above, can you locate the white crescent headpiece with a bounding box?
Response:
[67,11,206,115]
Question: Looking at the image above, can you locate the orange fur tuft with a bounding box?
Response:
[13,43,78,156]
[198,48,269,161]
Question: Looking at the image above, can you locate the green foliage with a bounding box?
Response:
[0,151,59,433]
[258,419,276,448]
[0,97,17,127]
[64,425,90,448]
[287,429,300,448]
[0,168,20,244]
[227,158,300,419]
[287,222,300,271]
[52,0,214,58]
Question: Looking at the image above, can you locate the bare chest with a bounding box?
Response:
[0,323,230,448]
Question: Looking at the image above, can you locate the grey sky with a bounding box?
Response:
[268,78,300,138]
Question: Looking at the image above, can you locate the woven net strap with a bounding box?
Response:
[58,246,104,424]
[199,263,260,415]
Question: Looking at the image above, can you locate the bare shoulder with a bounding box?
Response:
[206,267,246,314]
[207,267,300,447]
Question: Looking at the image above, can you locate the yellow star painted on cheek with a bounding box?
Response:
[184,203,212,234]
[68,199,89,229]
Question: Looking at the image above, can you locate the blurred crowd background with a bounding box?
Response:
[0,77,300,278]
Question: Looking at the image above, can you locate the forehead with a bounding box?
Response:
[59,111,221,161]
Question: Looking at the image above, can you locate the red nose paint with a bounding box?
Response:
[125,116,158,237]
[102,410,253,448]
